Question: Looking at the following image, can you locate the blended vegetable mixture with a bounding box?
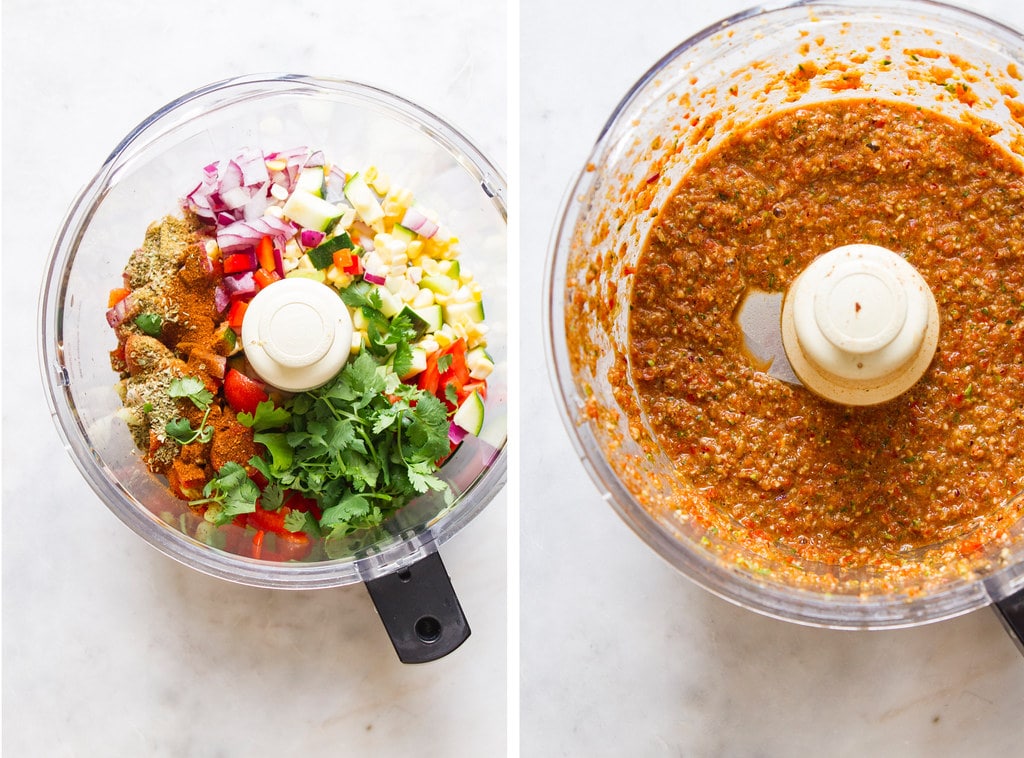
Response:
[629,98,1024,566]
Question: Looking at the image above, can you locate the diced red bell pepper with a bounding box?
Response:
[254,267,281,290]
[227,299,249,330]
[223,252,257,274]
[108,287,131,308]
[333,249,353,271]
[340,251,363,276]
[223,367,269,415]
[418,339,472,410]
[251,530,266,560]
[256,236,276,273]
[459,380,488,404]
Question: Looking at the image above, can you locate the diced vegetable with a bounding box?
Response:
[343,172,385,229]
[452,390,484,436]
[282,189,343,232]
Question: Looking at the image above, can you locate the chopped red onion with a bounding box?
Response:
[105,296,132,328]
[300,229,325,248]
[213,284,231,313]
[449,422,469,445]
[224,271,257,299]
[324,165,347,202]
[401,206,439,239]
[363,272,386,286]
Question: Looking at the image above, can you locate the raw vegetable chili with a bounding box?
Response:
[627,98,1024,569]
[108,147,496,561]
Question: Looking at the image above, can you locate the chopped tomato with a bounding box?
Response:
[223,368,268,415]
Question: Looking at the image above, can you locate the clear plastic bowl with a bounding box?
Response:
[41,74,507,591]
[546,1,1024,629]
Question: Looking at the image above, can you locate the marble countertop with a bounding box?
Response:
[520,0,1024,756]
[4,1,506,756]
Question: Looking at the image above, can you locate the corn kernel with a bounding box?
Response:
[412,288,434,308]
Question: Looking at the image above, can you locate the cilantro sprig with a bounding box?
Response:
[248,351,452,538]
[189,461,260,525]
[165,376,215,445]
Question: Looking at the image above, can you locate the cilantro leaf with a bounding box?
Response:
[192,461,259,525]
[168,376,213,409]
[165,417,198,444]
[134,312,163,336]
[165,416,213,445]
[283,509,310,533]
[260,482,285,512]
[237,400,292,431]
[391,341,414,381]
[244,344,454,537]
[254,432,293,472]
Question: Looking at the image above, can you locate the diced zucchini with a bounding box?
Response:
[413,304,444,333]
[400,347,428,379]
[392,224,416,243]
[294,167,326,197]
[373,284,403,317]
[452,390,485,436]
[466,346,494,380]
[396,305,432,338]
[421,275,457,295]
[282,190,343,232]
[213,323,241,356]
[343,172,385,228]
[443,300,486,330]
[438,259,461,279]
[306,232,355,269]
[285,269,327,283]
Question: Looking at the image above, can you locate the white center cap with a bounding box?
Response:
[241,277,353,392]
[780,243,940,405]
[814,257,908,354]
[261,300,333,367]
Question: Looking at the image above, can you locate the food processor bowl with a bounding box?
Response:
[546,0,1024,636]
[40,74,507,662]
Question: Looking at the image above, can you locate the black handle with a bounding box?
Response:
[993,587,1024,656]
[364,550,470,664]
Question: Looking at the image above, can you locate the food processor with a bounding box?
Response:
[40,74,507,663]
[546,0,1024,644]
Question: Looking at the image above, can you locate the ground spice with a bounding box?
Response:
[112,214,258,495]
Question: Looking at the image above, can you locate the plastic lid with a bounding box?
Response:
[240,277,353,392]
[780,244,939,405]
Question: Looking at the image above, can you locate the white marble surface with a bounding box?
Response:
[3,2,506,757]
[520,0,1024,756]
